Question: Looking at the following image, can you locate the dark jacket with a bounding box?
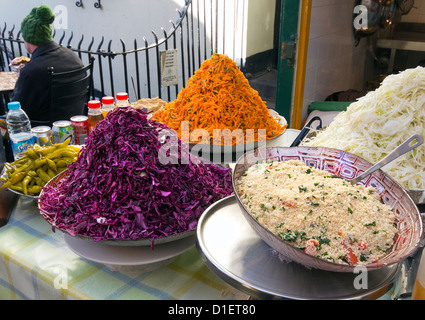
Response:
[12,41,84,126]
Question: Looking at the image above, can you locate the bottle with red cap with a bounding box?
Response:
[87,100,104,133]
[101,96,115,118]
[115,92,130,108]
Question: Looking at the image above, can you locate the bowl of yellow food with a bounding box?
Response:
[232,146,423,272]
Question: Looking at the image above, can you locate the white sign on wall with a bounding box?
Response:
[161,49,178,87]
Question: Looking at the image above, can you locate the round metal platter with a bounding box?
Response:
[64,233,196,273]
[55,227,196,247]
[196,195,401,300]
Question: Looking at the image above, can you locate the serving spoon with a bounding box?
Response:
[333,133,423,185]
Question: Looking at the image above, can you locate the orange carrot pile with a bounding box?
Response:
[152,53,287,145]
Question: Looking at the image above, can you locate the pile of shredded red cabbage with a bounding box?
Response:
[38,107,233,242]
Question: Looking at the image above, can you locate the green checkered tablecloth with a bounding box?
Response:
[0,197,241,300]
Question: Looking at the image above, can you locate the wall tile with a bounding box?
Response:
[302,0,367,122]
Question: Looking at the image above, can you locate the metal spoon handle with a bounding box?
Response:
[352,134,424,184]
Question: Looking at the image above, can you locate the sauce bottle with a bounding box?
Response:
[115,92,130,108]
[101,96,115,118]
[87,100,104,133]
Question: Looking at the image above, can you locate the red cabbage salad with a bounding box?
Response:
[38,107,233,242]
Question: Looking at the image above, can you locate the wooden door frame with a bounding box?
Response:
[276,0,312,129]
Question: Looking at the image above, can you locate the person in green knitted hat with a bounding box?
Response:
[12,5,86,126]
[21,5,55,46]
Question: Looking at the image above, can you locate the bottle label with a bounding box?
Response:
[10,133,36,159]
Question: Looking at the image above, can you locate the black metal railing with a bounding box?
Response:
[0,0,248,103]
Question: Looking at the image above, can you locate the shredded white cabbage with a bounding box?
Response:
[302,66,425,190]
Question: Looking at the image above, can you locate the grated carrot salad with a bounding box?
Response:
[152,53,286,145]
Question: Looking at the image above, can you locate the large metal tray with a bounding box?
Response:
[408,189,425,205]
[196,195,401,300]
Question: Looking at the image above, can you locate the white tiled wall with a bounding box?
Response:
[302,0,368,122]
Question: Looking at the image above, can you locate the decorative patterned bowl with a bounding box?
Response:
[232,146,424,273]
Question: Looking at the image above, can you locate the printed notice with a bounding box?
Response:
[161,49,178,87]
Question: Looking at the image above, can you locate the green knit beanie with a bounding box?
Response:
[21,5,55,46]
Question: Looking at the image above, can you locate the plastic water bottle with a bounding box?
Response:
[6,101,36,160]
